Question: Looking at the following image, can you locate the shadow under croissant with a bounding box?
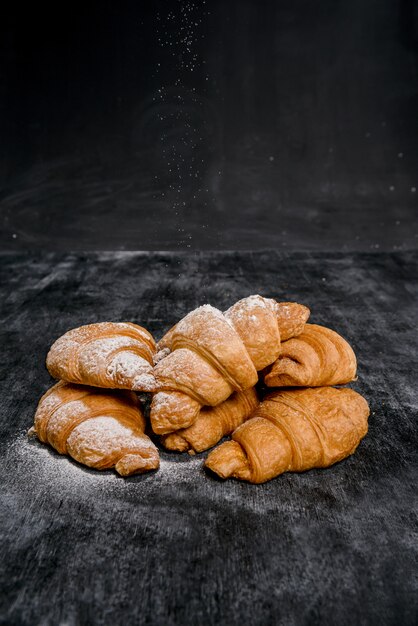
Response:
[27,434,160,481]
[203,436,371,484]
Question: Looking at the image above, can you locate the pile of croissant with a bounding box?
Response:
[31,295,369,484]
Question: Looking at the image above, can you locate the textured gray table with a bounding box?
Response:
[1,251,417,626]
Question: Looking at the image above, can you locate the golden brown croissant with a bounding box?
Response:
[205,387,369,483]
[31,381,159,476]
[161,387,259,453]
[264,324,357,388]
[151,296,310,435]
[46,322,156,391]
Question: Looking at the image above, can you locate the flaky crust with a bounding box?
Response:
[31,381,159,476]
[46,322,156,391]
[264,324,357,388]
[205,387,369,483]
[161,387,259,453]
[151,296,310,435]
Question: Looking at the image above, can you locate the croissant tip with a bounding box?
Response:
[115,452,160,476]
[204,463,225,480]
[162,434,190,452]
[205,441,246,479]
[27,426,37,438]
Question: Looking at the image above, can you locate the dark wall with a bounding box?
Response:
[1,0,417,250]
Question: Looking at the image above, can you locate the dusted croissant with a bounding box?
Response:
[47,322,156,391]
[151,296,310,435]
[205,387,369,483]
[264,324,357,388]
[31,381,159,476]
[161,387,259,453]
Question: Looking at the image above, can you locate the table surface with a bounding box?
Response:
[1,250,417,626]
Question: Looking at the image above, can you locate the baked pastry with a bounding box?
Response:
[161,387,259,453]
[46,322,156,391]
[151,296,310,435]
[31,381,159,476]
[264,324,357,388]
[205,387,369,483]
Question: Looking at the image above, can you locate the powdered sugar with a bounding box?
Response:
[224,295,275,321]
[157,453,204,483]
[9,432,118,498]
[151,391,175,410]
[106,350,155,390]
[8,431,208,499]
[80,337,148,374]
[67,415,156,467]
[153,347,171,364]
[277,302,297,319]
[47,323,156,390]
[46,399,88,443]
[175,304,229,339]
[132,373,156,392]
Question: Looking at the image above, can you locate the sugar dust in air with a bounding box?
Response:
[148,1,214,256]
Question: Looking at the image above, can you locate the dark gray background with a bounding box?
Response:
[1,0,417,251]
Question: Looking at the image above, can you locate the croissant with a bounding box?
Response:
[161,387,259,453]
[205,387,369,483]
[264,324,357,388]
[151,296,310,435]
[46,322,156,391]
[31,381,159,476]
